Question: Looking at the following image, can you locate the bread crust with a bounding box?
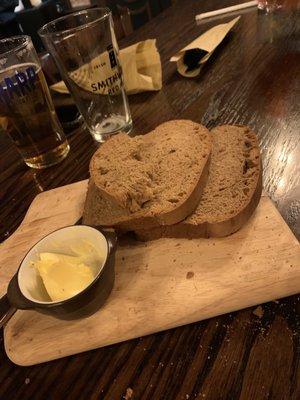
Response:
[83,120,212,230]
[135,125,262,240]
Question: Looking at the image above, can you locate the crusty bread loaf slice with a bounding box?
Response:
[83,120,211,230]
[135,125,262,240]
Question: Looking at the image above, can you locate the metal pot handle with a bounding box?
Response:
[102,229,118,254]
[0,294,16,329]
[7,273,33,310]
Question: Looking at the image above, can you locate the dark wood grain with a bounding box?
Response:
[0,1,299,399]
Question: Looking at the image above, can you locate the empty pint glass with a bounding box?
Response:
[39,8,132,143]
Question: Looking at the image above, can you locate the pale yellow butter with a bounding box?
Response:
[32,252,95,302]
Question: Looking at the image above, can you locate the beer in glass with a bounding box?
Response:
[0,36,69,168]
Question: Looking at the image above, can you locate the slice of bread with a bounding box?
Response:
[135,125,262,240]
[83,120,212,230]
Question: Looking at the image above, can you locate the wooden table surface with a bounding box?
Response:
[0,1,299,399]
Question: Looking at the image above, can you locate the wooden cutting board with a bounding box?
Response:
[1,180,299,366]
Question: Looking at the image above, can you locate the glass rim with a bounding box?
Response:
[38,7,111,39]
[0,35,31,58]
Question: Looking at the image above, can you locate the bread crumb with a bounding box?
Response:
[186,271,194,279]
[253,305,264,318]
[25,378,30,385]
[124,388,133,399]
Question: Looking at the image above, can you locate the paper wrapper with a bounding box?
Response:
[170,16,240,78]
[50,39,162,96]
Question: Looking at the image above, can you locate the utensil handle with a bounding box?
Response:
[0,295,16,329]
[195,1,257,20]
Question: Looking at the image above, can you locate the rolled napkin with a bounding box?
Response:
[170,16,240,78]
[50,39,162,96]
